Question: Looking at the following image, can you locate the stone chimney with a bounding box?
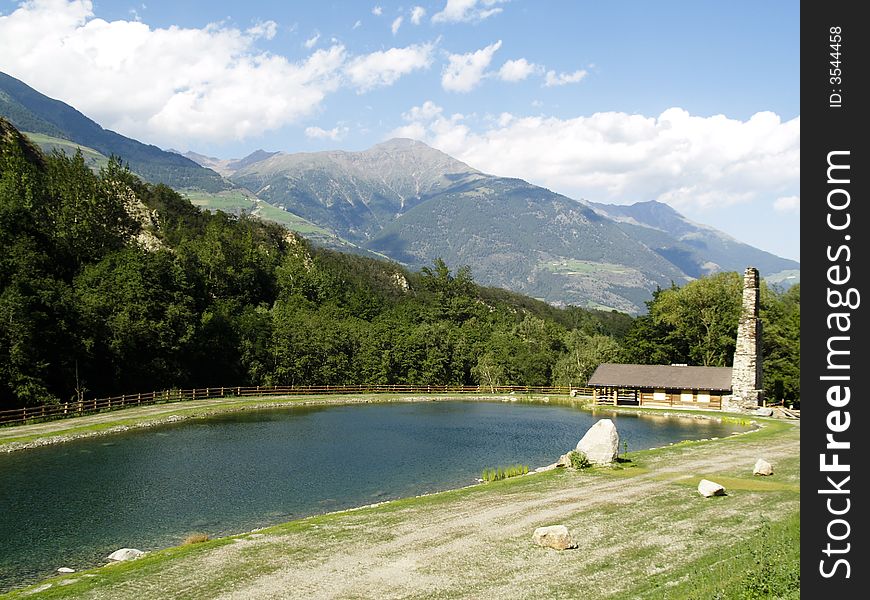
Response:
[724,267,763,412]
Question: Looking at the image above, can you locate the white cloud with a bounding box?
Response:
[498,58,539,82]
[410,6,426,25]
[304,31,320,49]
[372,5,383,16]
[432,0,507,23]
[544,69,587,87]
[0,1,433,146]
[344,42,435,91]
[391,16,403,35]
[402,100,444,122]
[774,195,800,213]
[394,105,800,216]
[246,21,278,40]
[305,125,349,141]
[441,40,501,92]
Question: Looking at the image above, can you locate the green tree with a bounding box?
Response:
[74,248,197,394]
[761,284,800,404]
[649,273,742,366]
[553,331,622,387]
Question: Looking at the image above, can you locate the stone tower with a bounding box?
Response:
[724,267,763,412]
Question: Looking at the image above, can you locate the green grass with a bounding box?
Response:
[251,200,330,234]
[544,259,633,275]
[611,512,800,599]
[481,464,529,482]
[181,190,331,236]
[23,132,109,171]
[181,189,258,213]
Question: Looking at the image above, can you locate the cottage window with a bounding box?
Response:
[680,390,694,403]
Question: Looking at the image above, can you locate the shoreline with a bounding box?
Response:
[0,412,799,599]
[0,393,760,454]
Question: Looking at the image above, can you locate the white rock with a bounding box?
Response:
[107,548,145,562]
[753,458,774,476]
[57,567,75,573]
[534,464,558,473]
[754,407,774,417]
[698,479,726,497]
[576,419,619,465]
[533,525,576,550]
[556,453,572,468]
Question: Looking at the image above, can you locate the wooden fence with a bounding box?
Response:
[0,385,595,427]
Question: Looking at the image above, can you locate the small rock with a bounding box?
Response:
[57,567,75,574]
[576,419,619,465]
[753,458,774,476]
[533,525,576,550]
[698,479,727,497]
[541,396,549,403]
[556,453,572,468]
[535,464,558,473]
[754,407,774,417]
[106,548,145,562]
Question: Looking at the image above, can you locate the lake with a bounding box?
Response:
[0,400,748,591]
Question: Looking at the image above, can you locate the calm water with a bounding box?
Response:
[0,401,747,590]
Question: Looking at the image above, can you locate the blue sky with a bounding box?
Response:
[0,0,800,261]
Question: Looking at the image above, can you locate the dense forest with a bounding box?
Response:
[0,117,799,409]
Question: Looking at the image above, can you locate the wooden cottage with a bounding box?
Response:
[586,363,733,410]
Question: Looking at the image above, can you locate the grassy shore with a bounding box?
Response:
[0,396,800,599]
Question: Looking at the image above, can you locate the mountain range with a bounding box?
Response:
[0,71,228,192]
[189,139,798,311]
[0,71,799,313]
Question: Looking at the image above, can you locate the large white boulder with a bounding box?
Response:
[533,525,576,550]
[698,479,727,497]
[107,548,145,562]
[575,419,619,465]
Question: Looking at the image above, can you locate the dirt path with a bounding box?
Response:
[20,420,799,599]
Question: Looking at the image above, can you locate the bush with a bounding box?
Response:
[481,464,529,482]
[568,450,591,469]
[182,533,210,545]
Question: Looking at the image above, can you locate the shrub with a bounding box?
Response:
[481,464,529,482]
[568,450,591,469]
[183,533,210,545]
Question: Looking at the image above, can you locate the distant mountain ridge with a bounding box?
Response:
[0,71,229,192]
[196,139,799,311]
[223,138,485,240]
[587,200,799,280]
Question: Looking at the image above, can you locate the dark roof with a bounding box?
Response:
[587,363,733,391]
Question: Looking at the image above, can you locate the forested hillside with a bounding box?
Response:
[0,118,799,409]
[0,71,229,192]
